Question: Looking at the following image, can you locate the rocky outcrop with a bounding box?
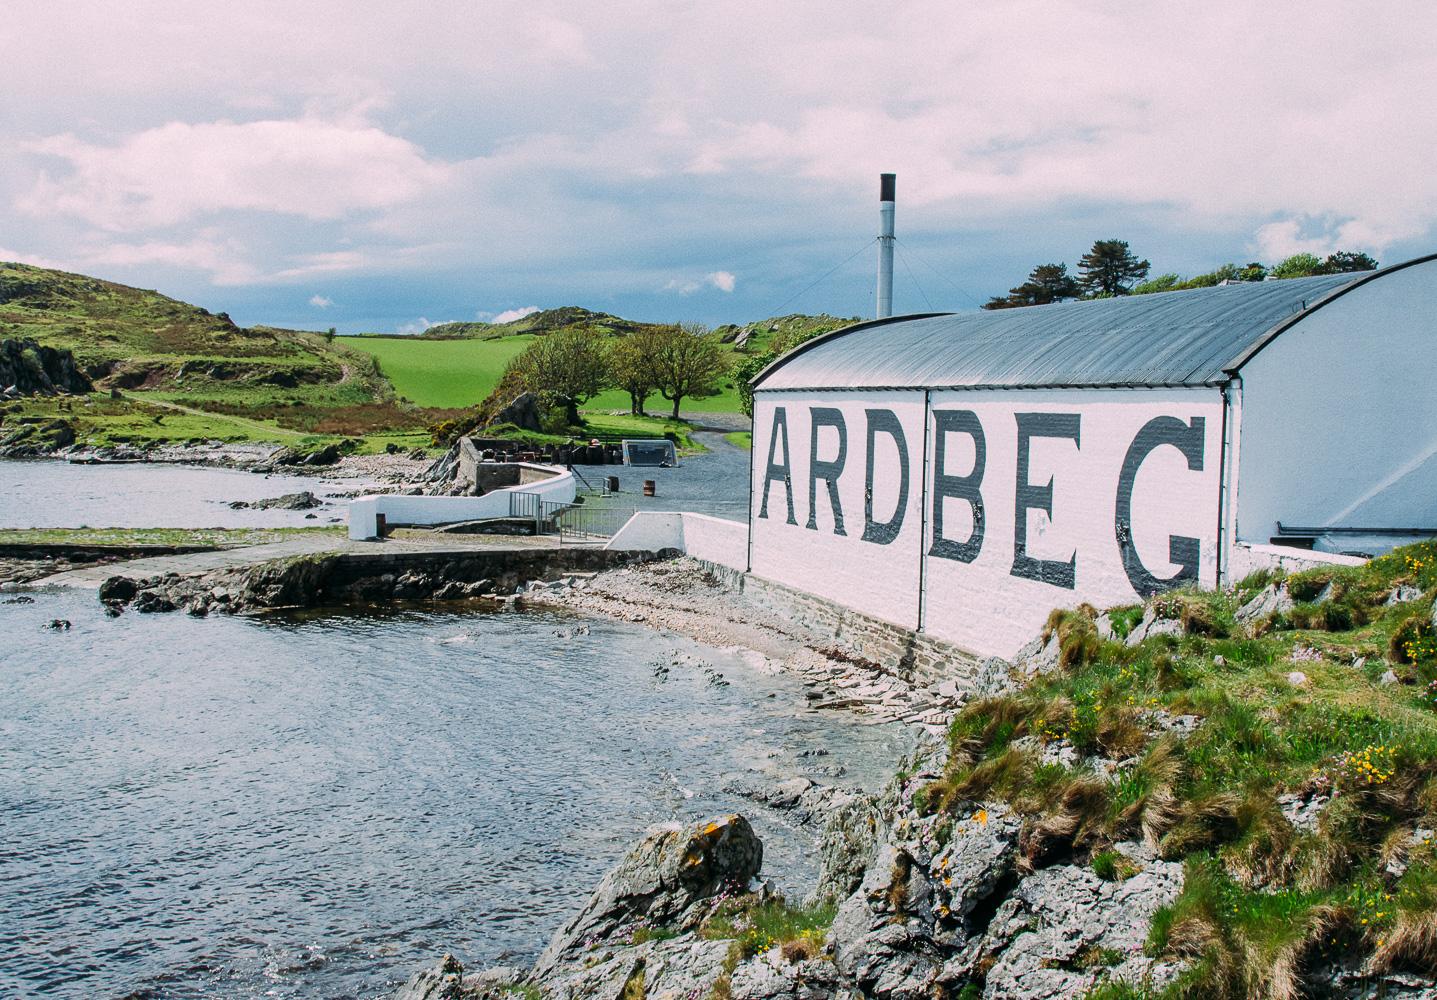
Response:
[490,391,543,432]
[96,548,675,617]
[394,733,1194,1000]
[0,417,77,457]
[534,814,763,976]
[0,338,92,397]
[228,491,322,510]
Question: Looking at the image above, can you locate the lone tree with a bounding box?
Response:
[983,262,1081,310]
[606,335,655,416]
[642,323,728,419]
[1077,239,1151,296]
[506,327,610,425]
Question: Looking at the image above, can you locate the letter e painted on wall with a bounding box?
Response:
[1012,412,1081,589]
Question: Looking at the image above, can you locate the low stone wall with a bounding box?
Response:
[348,462,575,540]
[691,560,982,687]
[320,547,673,602]
[1228,540,1367,581]
[101,545,680,615]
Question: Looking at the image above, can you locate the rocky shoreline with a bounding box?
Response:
[393,736,1197,1000]
[0,435,434,484]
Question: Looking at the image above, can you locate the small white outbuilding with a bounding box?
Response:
[745,255,1437,658]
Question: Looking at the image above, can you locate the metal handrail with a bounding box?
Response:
[558,505,636,545]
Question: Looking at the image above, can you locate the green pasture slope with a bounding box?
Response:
[347,334,745,414]
[346,335,536,408]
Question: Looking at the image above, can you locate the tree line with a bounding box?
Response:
[496,322,729,427]
[984,240,1378,310]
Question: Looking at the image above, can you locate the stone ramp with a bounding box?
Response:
[30,533,349,588]
[27,530,568,589]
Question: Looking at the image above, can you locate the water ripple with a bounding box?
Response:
[2,592,901,999]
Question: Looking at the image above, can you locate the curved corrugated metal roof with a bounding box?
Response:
[752,266,1396,392]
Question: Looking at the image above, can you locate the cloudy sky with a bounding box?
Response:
[2,2,1433,332]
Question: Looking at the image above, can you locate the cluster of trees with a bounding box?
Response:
[501,323,729,425]
[985,241,1378,310]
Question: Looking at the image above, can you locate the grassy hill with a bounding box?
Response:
[1,260,861,451]
[346,310,858,414]
[0,261,450,452]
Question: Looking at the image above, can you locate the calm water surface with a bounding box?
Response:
[0,460,364,529]
[2,590,900,1000]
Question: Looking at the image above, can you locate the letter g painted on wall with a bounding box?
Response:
[1115,415,1205,597]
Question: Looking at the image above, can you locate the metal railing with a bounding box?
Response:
[509,490,542,520]
[508,490,634,543]
[558,505,637,545]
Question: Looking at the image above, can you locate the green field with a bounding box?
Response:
[346,335,537,408]
[346,334,745,414]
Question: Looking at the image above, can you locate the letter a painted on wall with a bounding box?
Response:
[1115,415,1205,597]
[806,407,848,535]
[758,406,796,525]
[928,409,986,562]
[861,409,908,544]
[1012,412,1081,589]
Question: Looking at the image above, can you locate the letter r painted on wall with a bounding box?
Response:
[806,407,848,535]
[758,406,796,525]
[1115,415,1206,597]
[1012,412,1081,589]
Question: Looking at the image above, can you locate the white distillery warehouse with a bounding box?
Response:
[745,255,1437,659]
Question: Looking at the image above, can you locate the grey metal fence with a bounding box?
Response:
[507,490,634,542]
[558,505,637,545]
[509,490,541,520]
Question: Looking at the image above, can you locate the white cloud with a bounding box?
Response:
[0,246,71,271]
[309,294,333,307]
[396,316,453,335]
[2,1,1435,313]
[491,305,541,324]
[17,117,452,230]
[665,272,738,295]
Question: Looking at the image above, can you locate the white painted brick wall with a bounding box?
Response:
[751,387,1225,659]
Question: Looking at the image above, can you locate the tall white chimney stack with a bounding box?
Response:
[876,173,896,319]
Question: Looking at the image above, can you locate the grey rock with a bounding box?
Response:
[1125,606,1183,646]
[393,954,466,1000]
[730,954,858,1000]
[1385,585,1422,605]
[1140,710,1200,737]
[534,814,763,976]
[490,392,544,432]
[1014,634,1061,676]
[810,793,883,906]
[1236,583,1294,626]
[1095,612,1114,640]
[1277,791,1330,834]
[973,656,1018,696]
[973,858,1185,1000]
[830,804,1020,1000]
[543,935,736,1000]
[230,491,323,511]
[1380,669,1401,686]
